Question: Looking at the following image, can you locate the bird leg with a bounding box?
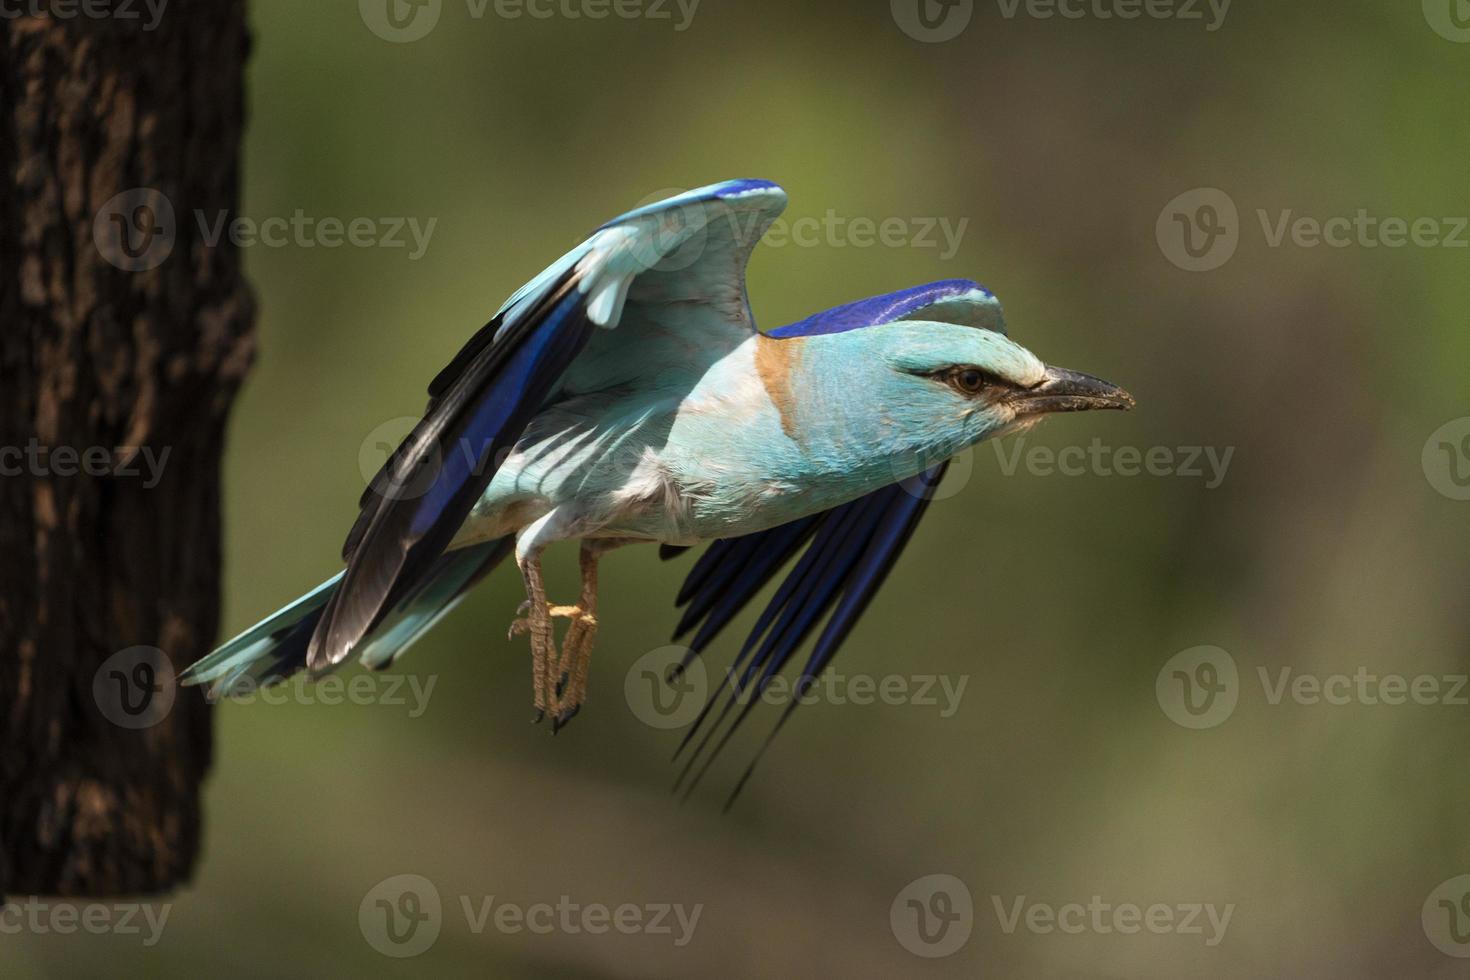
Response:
[509,551,557,722]
[550,542,602,730]
[507,541,610,726]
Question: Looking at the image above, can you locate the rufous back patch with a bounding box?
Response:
[755,334,805,441]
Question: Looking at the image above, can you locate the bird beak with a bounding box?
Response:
[1009,366,1136,415]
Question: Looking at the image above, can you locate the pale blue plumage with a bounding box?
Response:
[181,179,1133,803]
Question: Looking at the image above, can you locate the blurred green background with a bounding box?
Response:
[11,0,1470,976]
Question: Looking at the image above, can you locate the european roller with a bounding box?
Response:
[182,180,1133,802]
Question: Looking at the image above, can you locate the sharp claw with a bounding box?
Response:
[552,703,581,733]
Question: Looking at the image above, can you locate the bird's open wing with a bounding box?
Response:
[665,465,949,807]
[309,180,787,672]
[659,279,1005,806]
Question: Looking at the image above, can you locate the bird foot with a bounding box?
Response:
[508,599,599,728]
[550,701,582,734]
[506,602,596,640]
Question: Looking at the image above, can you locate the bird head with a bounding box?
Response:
[794,319,1134,482]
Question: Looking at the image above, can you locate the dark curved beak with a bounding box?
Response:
[1010,366,1135,415]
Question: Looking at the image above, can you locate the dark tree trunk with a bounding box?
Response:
[0,5,253,897]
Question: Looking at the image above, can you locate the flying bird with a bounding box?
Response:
[181,180,1133,803]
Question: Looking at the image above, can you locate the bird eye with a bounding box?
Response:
[949,367,991,396]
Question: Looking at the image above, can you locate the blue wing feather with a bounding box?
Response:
[767,279,999,338]
[666,463,950,806]
[314,180,788,673]
[657,275,994,802]
[310,271,598,671]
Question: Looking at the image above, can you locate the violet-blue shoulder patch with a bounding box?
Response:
[767,279,997,338]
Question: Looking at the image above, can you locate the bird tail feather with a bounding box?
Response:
[180,538,512,700]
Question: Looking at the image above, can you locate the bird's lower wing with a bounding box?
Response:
[662,463,950,807]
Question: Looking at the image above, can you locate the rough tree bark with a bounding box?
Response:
[0,6,253,896]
